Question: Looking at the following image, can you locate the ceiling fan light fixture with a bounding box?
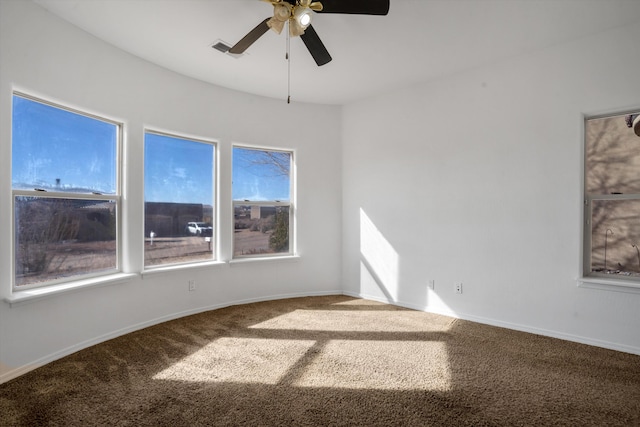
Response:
[268,2,291,34]
[289,19,305,37]
[293,6,312,29]
[267,17,285,34]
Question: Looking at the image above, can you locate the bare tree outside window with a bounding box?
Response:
[585,111,640,278]
[14,197,117,286]
[233,147,293,258]
[11,93,121,289]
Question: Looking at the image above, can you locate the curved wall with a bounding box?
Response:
[3,0,640,385]
[0,1,342,382]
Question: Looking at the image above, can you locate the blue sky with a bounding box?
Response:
[232,147,291,202]
[144,132,214,205]
[12,95,117,194]
[12,95,290,205]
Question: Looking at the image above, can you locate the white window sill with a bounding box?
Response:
[229,254,300,267]
[142,260,226,277]
[4,272,138,307]
[577,276,640,294]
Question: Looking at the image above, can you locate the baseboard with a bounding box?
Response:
[0,289,342,385]
[343,290,640,356]
[4,289,637,385]
[456,312,640,356]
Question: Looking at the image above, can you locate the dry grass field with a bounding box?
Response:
[16,240,117,286]
[233,229,273,256]
[16,229,287,287]
[144,236,213,266]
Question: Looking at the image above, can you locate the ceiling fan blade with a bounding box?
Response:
[300,25,332,66]
[229,18,271,54]
[316,0,389,15]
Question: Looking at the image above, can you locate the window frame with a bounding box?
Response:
[142,129,218,270]
[232,145,295,260]
[580,110,640,293]
[11,92,123,291]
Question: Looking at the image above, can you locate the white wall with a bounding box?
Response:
[342,20,640,353]
[0,1,342,382]
[2,0,639,385]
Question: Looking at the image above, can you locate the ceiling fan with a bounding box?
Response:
[229,0,390,66]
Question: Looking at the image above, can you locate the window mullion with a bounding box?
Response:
[588,193,640,201]
[13,189,119,201]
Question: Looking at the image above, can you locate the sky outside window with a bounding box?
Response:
[144,132,214,205]
[233,147,291,201]
[12,95,288,205]
[11,95,117,193]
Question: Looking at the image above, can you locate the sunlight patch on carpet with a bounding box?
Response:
[294,340,452,391]
[153,337,315,383]
[249,309,454,332]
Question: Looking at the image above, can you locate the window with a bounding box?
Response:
[144,131,216,267]
[584,111,640,281]
[232,146,293,258]
[12,93,121,289]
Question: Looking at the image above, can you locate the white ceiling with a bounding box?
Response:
[33,0,640,105]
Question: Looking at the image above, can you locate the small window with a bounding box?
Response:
[12,93,121,288]
[144,131,216,268]
[584,111,640,280]
[232,146,293,258]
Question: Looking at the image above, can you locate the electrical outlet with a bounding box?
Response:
[188,280,196,291]
[455,282,463,294]
[428,279,435,290]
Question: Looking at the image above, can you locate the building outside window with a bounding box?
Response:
[232,146,293,258]
[11,93,121,289]
[584,111,640,281]
[144,131,216,268]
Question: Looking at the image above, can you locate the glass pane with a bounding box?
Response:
[144,204,215,266]
[144,133,215,267]
[12,95,118,194]
[585,112,640,195]
[233,147,291,201]
[590,199,640,277]
[234,205,290,256]
[15,196,117,287]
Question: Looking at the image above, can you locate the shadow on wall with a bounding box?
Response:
[359,208,399,302]
[358,207,451,312]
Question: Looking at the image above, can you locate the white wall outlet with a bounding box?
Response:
[455,282,463,294]
[188,280,196,291]
[428,279,435,290]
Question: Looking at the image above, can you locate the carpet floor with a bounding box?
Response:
[1,295,639,426]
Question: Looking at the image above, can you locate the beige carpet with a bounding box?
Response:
[1,295,639,426]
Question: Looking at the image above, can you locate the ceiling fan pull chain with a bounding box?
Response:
[287,20,291,104]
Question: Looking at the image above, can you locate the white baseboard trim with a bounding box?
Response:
[343,290,640,356]
[4,289,637,384]
[0,289,341,385]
